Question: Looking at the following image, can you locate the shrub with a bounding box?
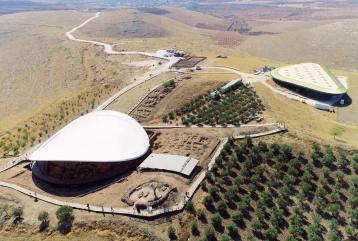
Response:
[217,200,228,214]
[211,213,222,229]
[227,222,238,236]
[167,226,177,240]
[232,210,244,223]
[191,221,199,236]
[38,211,49,223]
[163,79,175,89]
[197,208,207,222]
[205,227,216,241]
[38,211,49,231]
[56,205,74,233]
[221,235,231,241]
[251,218,262,230]
[203,195,214,208]
[56,205,73,223]
[264,226,278,240]
[12,207,23,224]
[209,187,219,197]
[186,200,196,214]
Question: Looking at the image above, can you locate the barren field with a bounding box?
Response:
[162,6,230,31]
[253,82,358,149]
[239,19,358,72]
[74,9,223,58]
[78,10,169,39]
[335,70,358,125]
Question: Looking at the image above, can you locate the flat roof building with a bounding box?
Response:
[271,63,347,96]
[138,153,199,177]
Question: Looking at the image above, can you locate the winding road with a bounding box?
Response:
[65,11,182,111]
[0,11,290,218]
[66,12,177,60]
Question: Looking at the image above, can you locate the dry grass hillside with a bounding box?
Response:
[162,6,230,31]
[75,9,225,58]
[0,187,166,241]
[238,19,358,72]
[0,10,150,133]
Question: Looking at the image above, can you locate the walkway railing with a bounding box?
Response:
[0,125,286,218]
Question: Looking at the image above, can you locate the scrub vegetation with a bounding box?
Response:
[0,84,118,157]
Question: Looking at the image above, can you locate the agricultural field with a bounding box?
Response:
[163,83,265,126]
[179,138,358,241]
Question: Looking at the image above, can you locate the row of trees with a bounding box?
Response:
[0,203,75,234]
[182,138,357,241]
[162,84,264,126]
[0,84,116,157]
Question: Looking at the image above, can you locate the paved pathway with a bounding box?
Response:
[0,126,286,218]
[0,13,290,218]
[260,80,331,109]
[202,66,266,84]
[200,66,336,111]
[66,12,178,61]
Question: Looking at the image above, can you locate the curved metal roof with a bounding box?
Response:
[271,63,347,95]
[29,111,149,162]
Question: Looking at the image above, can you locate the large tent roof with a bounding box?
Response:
[29,111,149,162]
[271,63,347,95]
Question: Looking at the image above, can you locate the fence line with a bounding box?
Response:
[0,125,286,218]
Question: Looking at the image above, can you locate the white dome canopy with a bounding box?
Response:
[29,111,150,162]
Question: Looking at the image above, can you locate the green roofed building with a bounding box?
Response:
[271,63,347,103]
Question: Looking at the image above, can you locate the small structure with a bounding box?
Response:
[138,153,199,177]
[219,79,242,93]
[166,48,186,57]
[254,66,276,75]
[210,91,220,99]
[210,79,242,99]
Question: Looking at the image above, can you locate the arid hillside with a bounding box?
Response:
[238,19,358,72]
[0,10,151,133]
